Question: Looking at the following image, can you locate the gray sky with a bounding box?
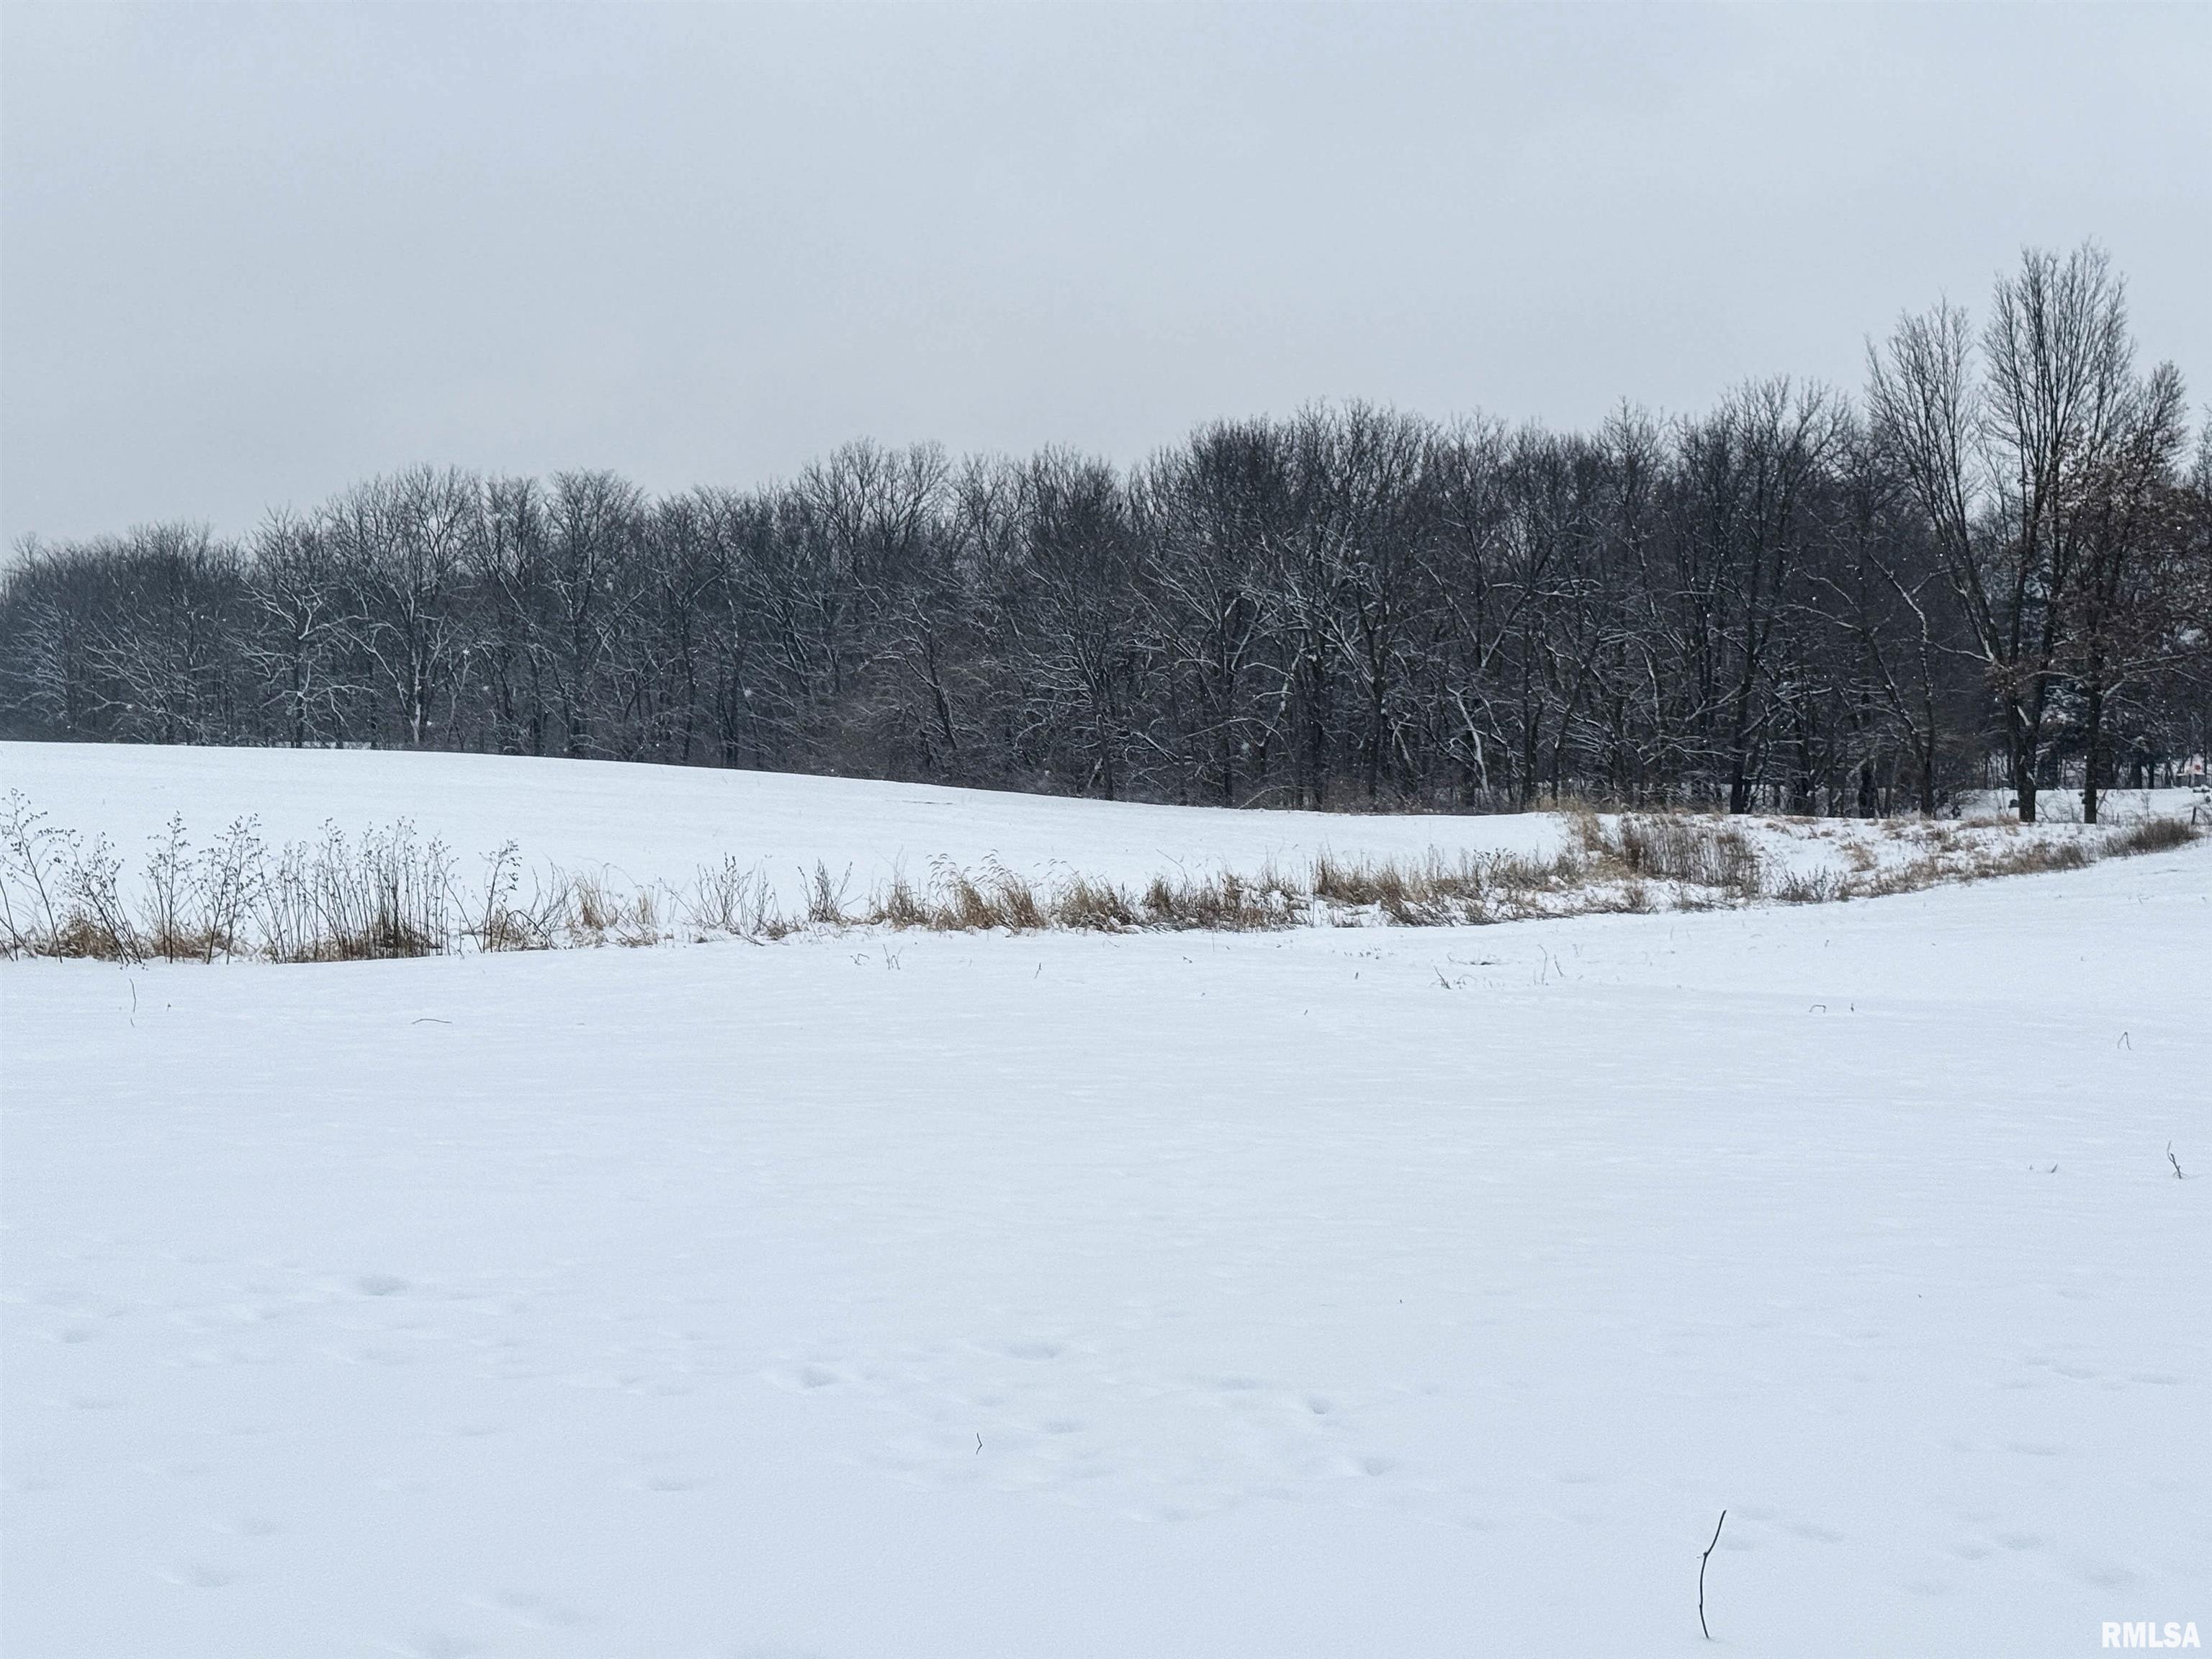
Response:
[4,3,2207,549]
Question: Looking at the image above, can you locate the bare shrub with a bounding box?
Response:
[241,823,453,961]
[471,841,530,951]
[684,855,776,939]
[63,835,144,962]
[195,818,265,961]
[0,793,72,956]
[805,862,852,926]
[141,815,198,961]
[247,838,318,962]
[469,842,572,952]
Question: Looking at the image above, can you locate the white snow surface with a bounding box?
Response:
[4,748,2210,1658]
[7,742,2195,922]
[1,743,1577,907]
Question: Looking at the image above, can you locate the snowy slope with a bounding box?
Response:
[6,742,2193,928]
[2,750,2208,1658]
[0,742,1571,907]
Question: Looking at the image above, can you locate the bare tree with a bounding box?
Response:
[4,251,2198,820]
[245,512,353,747]
[2065,361,2188,819]
[330,467,479,749]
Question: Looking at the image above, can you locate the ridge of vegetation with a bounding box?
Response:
[2,792,2194,966]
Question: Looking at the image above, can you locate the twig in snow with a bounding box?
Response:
[1699,1509,1726,1640]
[411,1017,453,1026]
[2170,1142,2186,1180]
[2119,1030,2132,1049]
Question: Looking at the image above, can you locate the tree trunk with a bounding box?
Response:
[2081,673,2105,825]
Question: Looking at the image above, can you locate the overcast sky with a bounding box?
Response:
[3,3,2206,548]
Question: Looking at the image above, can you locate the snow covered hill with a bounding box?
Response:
[2,746,2208,1657]
[3,744,2198,956]
[0,741,1568,904]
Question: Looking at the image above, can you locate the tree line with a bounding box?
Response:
[6,244,2207,822]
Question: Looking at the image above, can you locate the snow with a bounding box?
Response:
[3,747,2208,1657]
[0,743,1574,909]
[7,741,2195,930]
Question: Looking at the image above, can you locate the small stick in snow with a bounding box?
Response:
[2119,1030,2132,1049]
[2170,1142,2186,1180]
[1699,1509,1726,1640]
[976,1433,983,1455]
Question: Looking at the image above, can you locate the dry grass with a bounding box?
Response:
[1,789,2199,966]
[0,798,461,964]
[1611,814,1764,896]
[2115,817,2195,856]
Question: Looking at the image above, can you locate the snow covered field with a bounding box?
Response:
[4,744,2198,953]
[0,742,1574,909]
[3,747,2208,1657]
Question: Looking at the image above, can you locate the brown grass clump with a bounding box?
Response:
[1611,814,1764,896]
[1053,875,1140,931]
[1137,868,1289,931]
[2114,817,2197,855]
[872,869,931,930]
[1984,839,2094,877]
[1772,868,1842,905]
[907,857,1033,931]
[991,864,1046,932]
